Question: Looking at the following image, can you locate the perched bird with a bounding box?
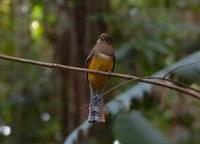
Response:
[85,33,115,123]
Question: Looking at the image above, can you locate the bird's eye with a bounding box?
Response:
[100,37,105,41]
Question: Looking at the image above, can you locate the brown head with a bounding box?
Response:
[97,33,113,45]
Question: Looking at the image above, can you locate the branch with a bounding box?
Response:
[0,53,200,100]
[149,77,200,94]
[95,76,150,103]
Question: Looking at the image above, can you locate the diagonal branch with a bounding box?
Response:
[0,53,200,100]
[149,77,200,94]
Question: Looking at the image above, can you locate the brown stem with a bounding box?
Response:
[149,77,200,94]
[0,53,200,100]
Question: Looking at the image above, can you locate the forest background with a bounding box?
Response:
[0,0,200,144]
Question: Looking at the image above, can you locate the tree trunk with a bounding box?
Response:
[45,0,88,140]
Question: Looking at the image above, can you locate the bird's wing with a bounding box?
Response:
[84,49,95,84]
[111,53,116,72]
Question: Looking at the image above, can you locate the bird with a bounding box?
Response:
[85,33,115,123]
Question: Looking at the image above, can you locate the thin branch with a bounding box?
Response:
[103,79,138,97]
[94,77,149,103]
[163,59,200,79]
[104,76,150,95]
[0,53,200,100]
[149,77,200,94]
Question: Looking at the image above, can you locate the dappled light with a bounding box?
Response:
[0,125,11,136]
[0,0,200,144]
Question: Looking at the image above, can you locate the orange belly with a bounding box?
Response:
[88,53,114,92]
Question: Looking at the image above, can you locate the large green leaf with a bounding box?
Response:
[113,111,171,144]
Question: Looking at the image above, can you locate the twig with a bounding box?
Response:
[163,59,200,79]
[103,79,137,97]
[149,77,200,94]
[0,53,200,100]
[94,77,149,103]
[103,76,150,96]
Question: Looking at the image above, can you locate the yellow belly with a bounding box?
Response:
[88,53,114,92]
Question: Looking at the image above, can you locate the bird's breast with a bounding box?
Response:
[87,53,114,91]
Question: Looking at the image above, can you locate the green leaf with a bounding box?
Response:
[31,5,43,20]
[113,111,171,144]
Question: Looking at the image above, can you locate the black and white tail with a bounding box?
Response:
[88,89,105,123]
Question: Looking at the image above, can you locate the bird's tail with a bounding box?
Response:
[88,90,105,123]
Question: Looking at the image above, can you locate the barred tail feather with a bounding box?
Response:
[88,92,105,123]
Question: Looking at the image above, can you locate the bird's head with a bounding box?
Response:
[97,33,112,45]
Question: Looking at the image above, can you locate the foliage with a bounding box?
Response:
[0,0,200,144]
[114,110,171,144]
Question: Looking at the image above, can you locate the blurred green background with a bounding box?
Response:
[0,0,200,144]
